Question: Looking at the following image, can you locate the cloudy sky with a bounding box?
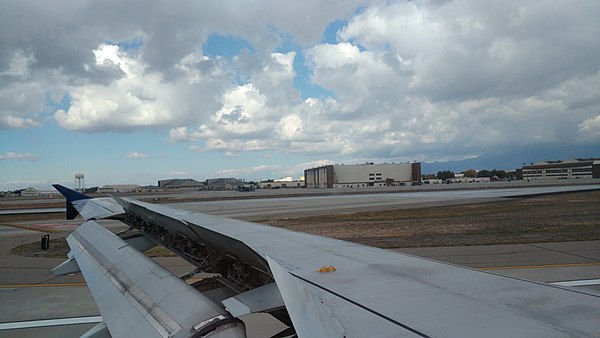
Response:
[1,0,599,190]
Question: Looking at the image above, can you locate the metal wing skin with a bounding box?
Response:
[53,185,600,338]
[62,221,245,338]
[52,184,125,220]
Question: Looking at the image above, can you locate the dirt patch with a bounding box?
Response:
[0,213,66,223]
[11,236,72,258]
[0,202,66,210]
[261,190,600,248]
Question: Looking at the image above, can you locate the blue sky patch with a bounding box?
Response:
[293,52,335,100]
[321,19,347,44]
[203,34,254,58]
[105,38,144,51]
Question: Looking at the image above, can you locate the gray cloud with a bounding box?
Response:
[1,0,598,163]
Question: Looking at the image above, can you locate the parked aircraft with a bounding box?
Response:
[236,185,256,192]
[52,184,600,337]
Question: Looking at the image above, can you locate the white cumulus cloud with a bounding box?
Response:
[126,151,149,159]
[54,44,177,131]
[0,152,38,161]
[1,0,599,165]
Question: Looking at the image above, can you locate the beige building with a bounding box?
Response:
[305,162,421,189]
[158,179,203,190]
[517,158,600,180]
[447,177,490,183]
[98,184,141,193]
[259,177,304,189]
[206,178,241,190]
[304,165,334,188]
[20,187,41,197]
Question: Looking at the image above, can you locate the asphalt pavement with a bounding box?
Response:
[1,184,599,337]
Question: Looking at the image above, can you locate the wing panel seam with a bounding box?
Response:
[290,272,431,338]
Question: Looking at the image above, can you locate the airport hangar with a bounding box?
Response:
[304,162,422,188]
[517,158,600,180]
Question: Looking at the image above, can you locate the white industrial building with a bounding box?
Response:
[304,162,421,189]
[259,177,304,189]
[447,177,491,183]
[517,158,600,180]
[98,184,141,193]
[158,179,204,190]
[206,178,241,190]
[20,187,41,197]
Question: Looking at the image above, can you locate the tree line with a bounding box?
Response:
[423,169,516,180]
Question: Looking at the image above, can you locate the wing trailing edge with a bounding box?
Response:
[64,220,246,338]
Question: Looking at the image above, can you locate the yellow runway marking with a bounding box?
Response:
[0,283,86,288]
[481,262,600,271]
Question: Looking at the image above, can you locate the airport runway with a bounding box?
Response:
[171,184,600,220]
[1,230,598,337]
[1,184,599,337]
[4,183,600,219]
[0,208,64,215]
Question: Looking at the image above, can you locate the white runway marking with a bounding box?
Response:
[0,316,102,330]
[550,279,600,287]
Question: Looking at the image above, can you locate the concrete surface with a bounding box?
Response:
[1,184,599,337]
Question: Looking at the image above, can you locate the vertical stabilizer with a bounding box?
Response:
[52,184,92,220]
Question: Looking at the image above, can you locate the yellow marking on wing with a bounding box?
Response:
[317,266,337,273]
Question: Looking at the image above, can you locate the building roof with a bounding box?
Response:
[206,178,240,186]
[102,184,140,189]
[159,179,202,188]
[523,158,600,169]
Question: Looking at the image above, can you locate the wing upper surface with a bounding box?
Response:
[52,184,124,220]
[52,184,600,338]
[72,197,125,220]
[131,200,600,337]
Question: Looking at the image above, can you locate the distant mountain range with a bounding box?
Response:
[421,144,599,174]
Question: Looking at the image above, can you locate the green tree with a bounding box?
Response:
[436,170,455,180]
[477,170,491,178]
[492,169,508,179]
[463,169,477,178]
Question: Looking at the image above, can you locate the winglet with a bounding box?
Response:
[52,184,92,201]
[52,184,92,220]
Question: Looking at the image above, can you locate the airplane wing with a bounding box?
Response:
[52,184,124,220]
[53,185,600,338]
[63,220,245,338]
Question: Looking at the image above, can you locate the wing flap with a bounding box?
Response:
[52,254,80,275]
[66,221,246,338]
[267,256,424,338]
[80,322,111,338]
[221,282,284,318]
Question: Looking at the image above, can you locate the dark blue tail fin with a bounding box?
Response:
[52,184,92,220]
